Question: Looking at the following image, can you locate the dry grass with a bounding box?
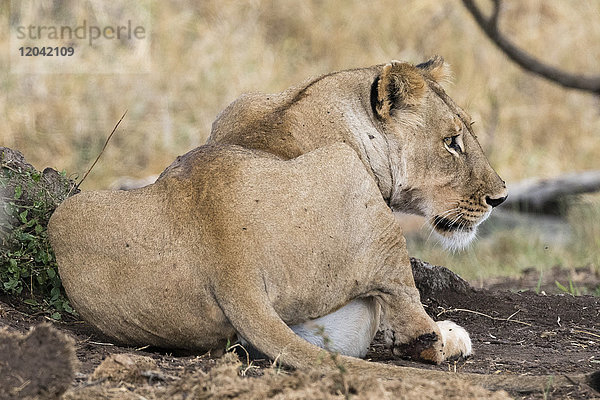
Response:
[2,1,599,277]
[3,0,600,188]
[64,351,511,400]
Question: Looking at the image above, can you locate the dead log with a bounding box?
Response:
[503,170,600,215]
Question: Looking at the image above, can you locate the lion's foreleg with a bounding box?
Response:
[378,286,472,364]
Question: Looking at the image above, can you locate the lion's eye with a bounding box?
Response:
[443,135,463,155]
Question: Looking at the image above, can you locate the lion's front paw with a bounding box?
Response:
[437,320,472,360]
[393,331,441,363]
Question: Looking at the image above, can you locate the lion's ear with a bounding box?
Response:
[373,61,426,119]
[416,55,452,84]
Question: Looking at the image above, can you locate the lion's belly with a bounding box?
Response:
[290,297,381,358]
[259,247,375,327]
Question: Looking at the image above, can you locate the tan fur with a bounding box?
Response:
[209,57,507,249]
[50,144,435,356]
[48,59,594,392]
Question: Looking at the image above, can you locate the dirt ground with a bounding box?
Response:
[0,265,598,400]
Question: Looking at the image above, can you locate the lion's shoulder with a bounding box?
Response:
[209,66,382,159]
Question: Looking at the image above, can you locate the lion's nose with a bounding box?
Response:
[485,195,507,208]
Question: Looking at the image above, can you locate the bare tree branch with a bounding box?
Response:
[489,0,500,27]
[462,0,600,94]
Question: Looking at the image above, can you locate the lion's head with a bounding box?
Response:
[371,57,507,250]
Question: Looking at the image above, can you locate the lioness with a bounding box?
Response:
[48,58,596,391]
[208,57,506,357]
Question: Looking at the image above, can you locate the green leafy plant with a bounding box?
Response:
[0,151,77,319]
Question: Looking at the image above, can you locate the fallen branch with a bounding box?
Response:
[503,170,600,215]
[436,307,533,326]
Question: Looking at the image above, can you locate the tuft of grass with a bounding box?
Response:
[567,196,600,270]
[534,269,543,294]
[315,325,350,399]
[555,280,580,297]
[0,150,77,319]
[225,341,258,377]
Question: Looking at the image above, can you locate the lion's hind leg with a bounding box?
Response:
[290,297,380,358]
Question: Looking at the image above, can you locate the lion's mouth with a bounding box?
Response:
[431,215,479,251]
[432,216,470,233]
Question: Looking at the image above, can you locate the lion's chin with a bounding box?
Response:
[429,210,492,251]
[433,227,477,252]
